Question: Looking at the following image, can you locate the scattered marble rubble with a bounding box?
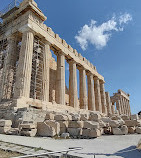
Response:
[0,111,140,138]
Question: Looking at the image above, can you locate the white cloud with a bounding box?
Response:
[75,13,132,50]
[119,13,132,25]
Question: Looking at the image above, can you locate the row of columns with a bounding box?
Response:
[110,96,131,117]
[55,51,108,113]
[2,30,111,114]
[119,96,131,116]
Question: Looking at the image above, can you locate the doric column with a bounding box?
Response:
[116,100,121,115]
[79,67,88,109]
[56,52,65,105]
[127,100,131,116]
[42,42,50,102]
[87,72,95,111]
[120,96,124,114]
[111,103,115,114]
[105,92,112,114]
[100,80,107,114]
[122,97,126,115]
[126,100,128,116]
[94,77,102,113]
[0,35,18,100]
[69,60,78,108]
[124,98,128,116]
[14,30,34,99]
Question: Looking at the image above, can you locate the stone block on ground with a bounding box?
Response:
[89,112,101,122]
[0,126,11,134]
[83,121,99,129]
[112,125,128,135]
[37,122,56,137]
[44,120,60,135]
[0,120,12,127]
[82,128,101,138]
[136,127,141,134]
[68,128,82,137]
[68,121,84,128]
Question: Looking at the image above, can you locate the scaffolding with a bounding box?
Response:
[30,36,45,100]
[0,0,21,19]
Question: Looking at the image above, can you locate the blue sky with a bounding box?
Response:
[1,0,141,114]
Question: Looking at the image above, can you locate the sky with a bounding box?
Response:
[0,0,141,114]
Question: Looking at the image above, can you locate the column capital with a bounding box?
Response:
[55,50,65,57]
[77,65,85,71]
[99,79,105,84]
[86,71,93,76]
[94,76,99,81]
[19,25,36,35]
[68,58,76,64]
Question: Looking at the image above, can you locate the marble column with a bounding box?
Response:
[79,67,88,109]
[42,42,50,102]
[128,100,131,116]
[0,35,18,100]
[122,97,126,115]
[120,96,124,114]
[94,77,102,113]
[56,52,65,105]
[87,72,95,111]
[100,80,107,114]
[69,60,78,108]
[105,92,112,114]
[14,30,34,99]
[116,100,121,115]
[124,98,128,116]
[111,103,115,114]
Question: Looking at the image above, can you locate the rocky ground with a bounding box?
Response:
[0,149,22,158]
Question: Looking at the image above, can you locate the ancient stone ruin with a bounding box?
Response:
[0,0,140,138]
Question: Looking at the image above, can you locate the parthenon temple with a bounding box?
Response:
[0,0,131,117]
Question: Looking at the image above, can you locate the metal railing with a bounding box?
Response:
[12,147,83,158]
[0,0,22,18]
